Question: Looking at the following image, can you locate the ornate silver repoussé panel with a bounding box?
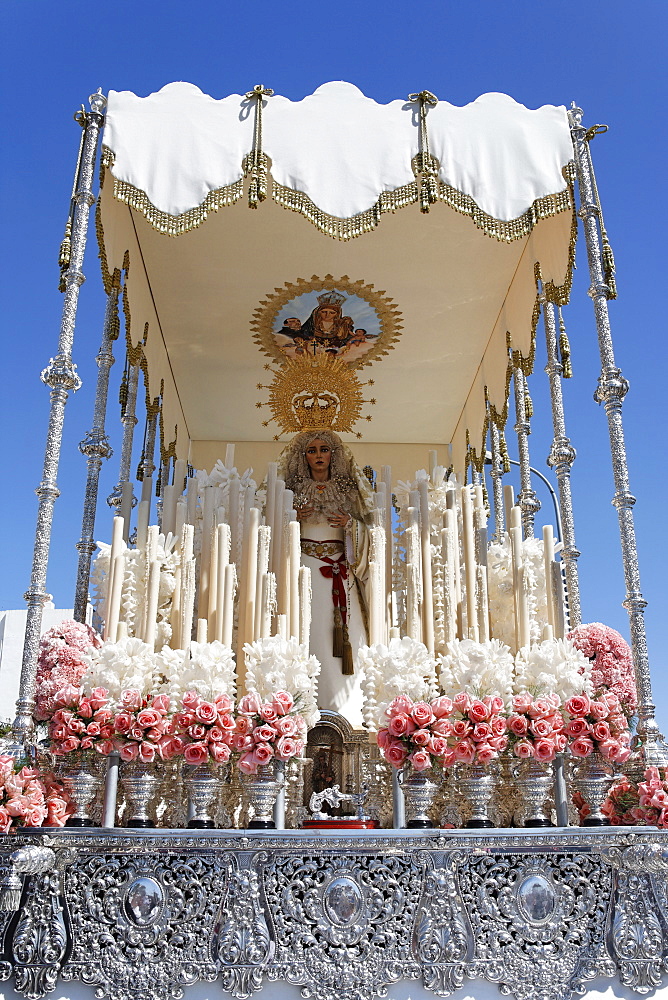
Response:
[0,828,667,1000]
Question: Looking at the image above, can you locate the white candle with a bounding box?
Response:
[381,465,393,630]
[443,513,457,644]
[174,498,187,541]
[141,474,153,504]
[542,623,554,641]
[255,525,271,640]
[510,525,530,650]
[208,523,219,638]
[429,450,438,479]
[106,551,125,643]
[272,478,285,586]
[105,515,125,634]
[170,563,182,649]
[259,573,271,640]
[199,486,214,618]
[276,613,287,639]
[288,520,300,640]
[368,559,380,645]
[120,482,134,542]
[144,558,161,650]
[503,484,515,533]
[510,503,522,531]
[228,478,241,566]
[225,443,235,469]
[136,500,149,551]
[186,476,198,525]
[543,524,555,629]
[298,566,311,646]
[115,620,128,641]
[222,563,236,648]
[418,480,434,652]
[215,523,231,642]
[446,489,463,638]
[196,618,208,644]
[266,462,277,567]
[181,557,196,649]
[173,459,187,495]
[238,506,259,657]
[461,487,479,643]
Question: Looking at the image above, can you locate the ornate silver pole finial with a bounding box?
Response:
[14,98,105,746]
[541,288,581,627]
[511,354,541,538]
[407,90,439,212]
[244,84,274,209]
[570,103,667,766]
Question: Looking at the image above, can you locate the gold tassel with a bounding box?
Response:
[341,624,354,675]
[332,607,344,658]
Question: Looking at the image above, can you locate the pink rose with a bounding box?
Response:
[429,736,449,756]
[234,716,253,736]
[215,693,233,712]
[528,698,551,719]
[275,736,298,760]
[139,742,157,763]
[59,736,81,754]
[469,700,490,723]
[78,699,93,719]
[592,721,611,741]
[50,724,68,740]
[89,688,109,710]
[431,696,453,718]
[565,718,590,737]
[207,726,225,743]
[513,693,533,713]
[388,713,416,738]
[121,689,143,710]
[119,743,139,762]
[187,724,205,740]
[490,716,507,736]
[195,702,217,724]
[67,718,85,734]
[130,725,145,741]
[152,694,171,712]
[259,704,278,723]
[253,724,277,744]
[231,734,253,752]
[238,752,258,775]
[452,719,471,738]
[272,690,294,715]
[412,728,432,747]
[453,739,476,763]
[293,739,305,757]
[409,749,432,771]
[489,735,508,753]
[555,733,567,752]
[533,738,557,762]
[411,702,435,727]
[182,690,200,710]
[565,694,591,717]
[25,803,48,827]
[377,729,390,749]
[485,696,505,714]
[113,711,133,734]
[508,715,528,737]
[238,692,262,715]
[453,691,471,713]
[86,721,101,737]
[514,740,534,759]
[570,735,594,758]
[184,742,209,765]
[218,712,236,732]
[432,719,452,737]
[476,744,497,764]
[472,722,493,742]
[253,743,273,765]
[80,737,93,750]
[210,742,231,763]
[386,695,414,718]
[384,741,408,768]
[96,739,115,756]
[137,708,161,728]
[274,716,297,737]
[168,734,188,756]
[0,806,12,834]
[529,718,552,738]
[589,700,609,721]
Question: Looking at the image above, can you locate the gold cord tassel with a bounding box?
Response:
[332,607,344,658]
[558,307,573,379]
[341,624,354,675]
[499,430,511,474]
[524,387,533,420]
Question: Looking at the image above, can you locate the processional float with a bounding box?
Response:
[2,83,667,1000]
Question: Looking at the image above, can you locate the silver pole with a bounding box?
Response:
[569,103,666,763]
[488,421,505,542]
[13,91,105,744]
[541,292,581,627]
[73,281,118,622]
[512,359,541,538]
[108,339,141,511]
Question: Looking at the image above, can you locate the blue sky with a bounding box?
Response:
[1,0,666,723]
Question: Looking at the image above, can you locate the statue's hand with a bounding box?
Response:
[296,504,315,522]
[327,508,352,528]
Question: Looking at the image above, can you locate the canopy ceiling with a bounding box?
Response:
[97,82,576,473]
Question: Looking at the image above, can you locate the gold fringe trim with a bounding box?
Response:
[272,180,419,241]
[101,147,244,236]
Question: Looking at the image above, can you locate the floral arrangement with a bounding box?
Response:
[234,691,306,775]
[171,690,235,765]
[487,536,552,651]
[242,636,320,729]
[34,620,102,721]
[438,638,514,704]
[447,691,508,765]
[514,637,592,702]
[358,637,438,732]
[568,622,637,717]
[161,640,236,704]
[47,685,114,756]
[506,693,567,763]
[563,692,632,764]
[377,694,454,770]
[111,690,174,763]
[598,766,668,828]
[0,756,73,832]
[84,637,160,707]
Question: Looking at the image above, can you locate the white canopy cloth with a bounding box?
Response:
[97,82,575,473]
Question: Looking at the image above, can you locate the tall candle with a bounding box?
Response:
[510,504,522,530]
[105,516,125,635]
[288,520,300,640]
[215,523,231,642]
[510,525,530,649]
[299,566,311,646]
[174,498,187,541]
[503,484,515,533]
[225,443,235,469]
[461,487,479,643]
[207,523,219,638]
[228,478,241,567]
[136,500,149,551]
[272,478,285,586]
[543,524,555,629]
[368,559,380,645]
[199,486,214,618]
[266,462,277,565]
[381,465,394,630]
[106,551,125,643]
[255,525,271,640]
[443,514,457,644]
[446,489,463,638]
[170,563,182,649]
[221,563,236,648]
[181,557,196,649]
[429,450,438,479]
[144,558,160,650]
[196,618,208,644]
[239,506,260,657]
[120,482,134,542]
[141,474,153,504]
[418,480,434,652]
[173,459,187,495]
[186,476,198,525]
[161,485,177,538]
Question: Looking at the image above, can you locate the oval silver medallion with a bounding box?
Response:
[323,876,363,925]
[124,877,164,926]
[517,874,556,923]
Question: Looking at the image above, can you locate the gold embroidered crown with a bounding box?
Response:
[257,354,376,439]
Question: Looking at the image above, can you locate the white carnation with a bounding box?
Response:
[243,635,320,728]
[83,636,159,706]
[358,636,437,731]
[514,637,592,700]
[438,637,513,703]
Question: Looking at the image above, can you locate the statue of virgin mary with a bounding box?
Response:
[277,429,374,728]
